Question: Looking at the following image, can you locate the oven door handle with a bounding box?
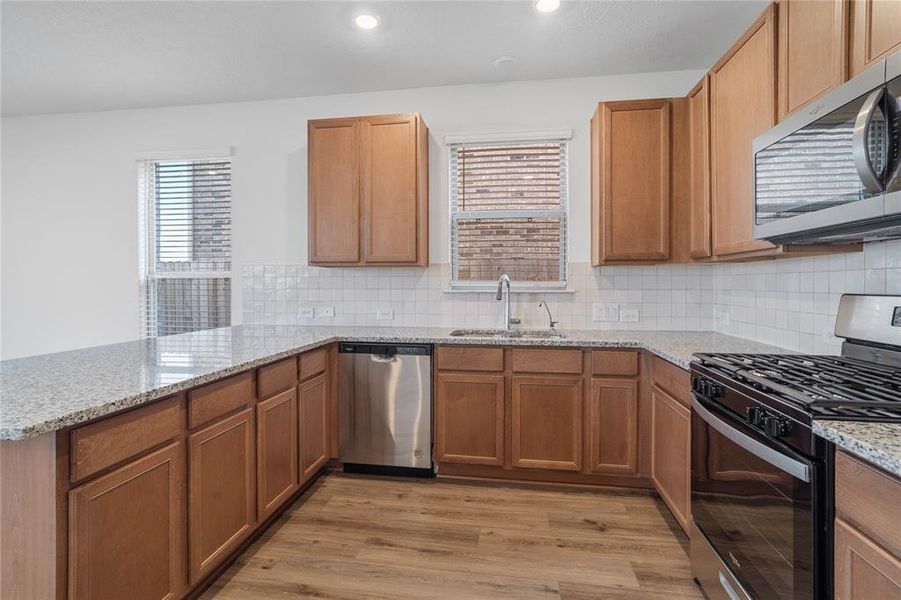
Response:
[692,397,811,483]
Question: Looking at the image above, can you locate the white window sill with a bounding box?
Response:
[443,286,575,294]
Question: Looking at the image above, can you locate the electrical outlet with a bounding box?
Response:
[315,306,335,318]
[298,307,314,319]
[592,303,619,322]
[620,306,640,323]
[376,308,394,321]
[718,311,731,326]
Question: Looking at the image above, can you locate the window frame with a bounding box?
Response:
[137,148,233,338]
[446,130,571,291]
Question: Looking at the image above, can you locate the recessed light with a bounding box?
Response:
[354,14,380,29]
[535,0,560,13]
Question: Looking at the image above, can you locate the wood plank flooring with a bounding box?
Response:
[200,474,702,599]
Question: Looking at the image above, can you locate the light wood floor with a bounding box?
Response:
[200,473,703,599]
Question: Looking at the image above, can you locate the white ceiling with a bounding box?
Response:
[1,0,769,117]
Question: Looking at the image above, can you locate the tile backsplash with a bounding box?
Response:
[242,240,901,354]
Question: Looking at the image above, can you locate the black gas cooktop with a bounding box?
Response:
[693,352,901,422]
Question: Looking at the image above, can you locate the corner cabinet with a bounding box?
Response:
[308,113,429,267]
[591,99,671,264]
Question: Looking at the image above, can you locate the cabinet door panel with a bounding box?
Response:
[778,0,848,119]
[835,518,901,600]
[851,0,901,75]
[435,373,505,465]
[299,373,329,482]
[256,388,299,520]
[710,6,777,256]
[363,115,419,263]
[688,76,711,259]
[597,99,671,262]
[188,408,255,583]
[69,443,184,600]
[651,387,691,534]
[309,119,360,263]
[511,376,582,471]
[588,379,638,475]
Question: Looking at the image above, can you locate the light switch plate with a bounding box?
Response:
[376,308,394,321]
[620,306,640,323]
[315,306,335,318]
[592,303,619,322]
[298,307,314,319]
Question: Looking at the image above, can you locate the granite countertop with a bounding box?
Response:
[0,325,791,441]
[813,420,901,478]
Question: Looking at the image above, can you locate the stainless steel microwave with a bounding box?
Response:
[753,50,901,244]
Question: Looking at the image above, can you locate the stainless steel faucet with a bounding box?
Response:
[538,301,559,330]
[495,274,520,331]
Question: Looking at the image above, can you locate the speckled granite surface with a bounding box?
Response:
[813,420,901,478]
[0,326,788,440]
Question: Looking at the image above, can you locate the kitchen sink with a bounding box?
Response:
[448,328,568,340]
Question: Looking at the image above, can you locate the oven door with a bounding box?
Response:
[691,396,818,600]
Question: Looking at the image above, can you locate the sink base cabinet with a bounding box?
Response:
[434,347,651,489]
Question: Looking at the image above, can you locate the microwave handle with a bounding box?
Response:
[852,87,886,194]
[692,396,811,482]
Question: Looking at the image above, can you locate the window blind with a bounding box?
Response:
[449,139,568,286]
[138,157,232,337]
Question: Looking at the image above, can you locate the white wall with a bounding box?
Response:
[1,69,704,359]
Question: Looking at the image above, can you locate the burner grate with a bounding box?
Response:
[695,353,901,422]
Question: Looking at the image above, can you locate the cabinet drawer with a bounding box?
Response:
[650,355,691,407]
[836,451,901,556]
[188,372,254,429]
[257,357,298,399]
[512,349,582,374]
[299,348,328,380]
[436,346,504,372]
[591,350,639,376]
[70,396,182,482]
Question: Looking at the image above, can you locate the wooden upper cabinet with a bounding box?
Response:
[188,408,256,583]
[435,372,505,466]
[68,443,184,600]
[511,376,583,471]
[709,4,778,257]
[687,76,712,259]
[362,114,425,263]
[308,113,428,266]
[308,118,360,263]
[591,99,671,264]
[778,0,849,120]
[850,0,901,76]
[587,379,638,475]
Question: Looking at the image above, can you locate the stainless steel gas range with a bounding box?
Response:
[689,294,901,600]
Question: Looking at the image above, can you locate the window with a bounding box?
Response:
[448,133,569,289]
[138,152,232,337]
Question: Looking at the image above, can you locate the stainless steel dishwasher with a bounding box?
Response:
[338,343,433,476]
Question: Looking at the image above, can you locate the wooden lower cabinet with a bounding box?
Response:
[650,387,691,534]
[835,517,901,599]
[256,388,299,520]
[188,408,256,584]
[435,372,505,465]
[68,442,184,600]
[299,372,329,482]
[511,376,583,471]
[587,378,638,475]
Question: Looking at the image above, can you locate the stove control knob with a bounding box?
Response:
[763,415,793,438]
[709,382,725,399]
[747,406,766,427]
